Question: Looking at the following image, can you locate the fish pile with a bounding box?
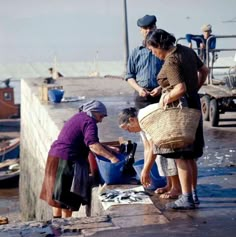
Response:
[99,189,152,204]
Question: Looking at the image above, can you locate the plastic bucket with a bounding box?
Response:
[95,153,125,184]
[48,89,64,103]
[133,159,166,190]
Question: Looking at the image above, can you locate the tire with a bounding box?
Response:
[209,99,219,127]
[201,95,211,121]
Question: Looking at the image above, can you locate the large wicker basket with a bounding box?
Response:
[139,107,201,149]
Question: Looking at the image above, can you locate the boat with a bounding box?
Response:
[0,79,20,119]
[0,159,20,188]
[0,137,20,162]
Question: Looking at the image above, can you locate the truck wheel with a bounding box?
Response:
[209,99,219,127]
[201,95,210,121]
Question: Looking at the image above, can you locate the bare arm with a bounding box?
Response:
[140,138,156,187]
[89,143,119,163]
[160,82,187,107]
[198,64,209,90]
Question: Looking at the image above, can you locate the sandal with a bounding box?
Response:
[160,192,179,199]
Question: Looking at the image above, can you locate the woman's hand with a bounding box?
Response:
[110,157,120,164]
[200,43,205,49]
[89,143,120,164]
[149,86,162,97]
[159,83,186,108]
[103,144,120,154]
[141,168,151,188]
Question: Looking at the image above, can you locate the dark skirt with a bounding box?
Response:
[40,156,85,211]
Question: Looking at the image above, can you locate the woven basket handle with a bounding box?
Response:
[163,94,183,110]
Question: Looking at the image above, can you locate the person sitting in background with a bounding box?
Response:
[49,67,64,79]
[44,67,64,84]
[40,100,119,218]
[185,24,216,63]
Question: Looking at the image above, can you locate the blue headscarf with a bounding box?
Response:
[79,100,107,118]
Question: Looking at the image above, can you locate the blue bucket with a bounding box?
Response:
[133,159,166,190]
[48,89,64,103]
[95,153,126,184]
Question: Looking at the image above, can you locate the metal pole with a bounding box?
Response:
[206,34,236,84]
[123,0,129,75]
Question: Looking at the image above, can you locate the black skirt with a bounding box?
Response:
[40,156,89,211]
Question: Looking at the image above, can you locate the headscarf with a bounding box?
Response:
[79,100,107,118]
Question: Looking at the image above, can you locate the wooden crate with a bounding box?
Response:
[39,84,63,102]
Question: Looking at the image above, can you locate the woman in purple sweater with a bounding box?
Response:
[40,100,119,218]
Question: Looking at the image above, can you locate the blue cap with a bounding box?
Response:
[137,15,157,28]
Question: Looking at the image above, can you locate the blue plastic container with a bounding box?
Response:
[133,159,166,190]
[48,89,64,103]
[95,153,126,184]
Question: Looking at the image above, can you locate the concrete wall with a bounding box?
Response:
[20,79,61,220]
[19,77,135,221]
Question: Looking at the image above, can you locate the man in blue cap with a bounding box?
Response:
[125,14,163,109]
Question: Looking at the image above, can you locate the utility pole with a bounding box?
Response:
[123,0,129,75]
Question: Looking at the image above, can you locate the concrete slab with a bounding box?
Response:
[91,185,162,217]
[81,226,120,237]
[105,204,162,218]
[89,167,236,237]
[112,214,169,228]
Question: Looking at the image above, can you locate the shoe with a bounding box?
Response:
[193,194,200,205]
[192,190,200,205]
[166,195,195,210]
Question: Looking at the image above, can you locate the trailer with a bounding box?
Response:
[200,35,236,127]
[200,80,236,127]
[177,34,236,127]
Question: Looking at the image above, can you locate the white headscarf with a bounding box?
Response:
[79,100,107,118]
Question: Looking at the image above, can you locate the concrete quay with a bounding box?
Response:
[0,165,236,237]
[2,76,235,236]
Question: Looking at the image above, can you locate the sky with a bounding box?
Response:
[0,0,236,64]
